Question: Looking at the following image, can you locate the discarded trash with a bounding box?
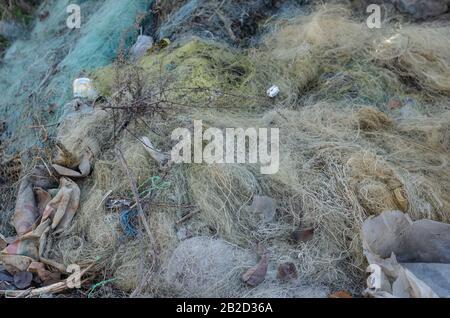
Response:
[291,227,314,243]
[130,35,153,60]
[248,195,276,223]
[73,78,97,100]
[11,165,55,236]
[105,198,132,210]
[140,136,172,170]
[12,179,40,236]
[42,178,81,234]
[5,219,51,260]
[362,210,450,298]
[1,173,80,286]
[277,262,298,282]
[53,144,92,178]
[119,209,138,237]
[266,85,280,98]
[87,278,117,298]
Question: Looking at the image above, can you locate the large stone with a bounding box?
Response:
[165,237,253,297]
[392,0,450,20]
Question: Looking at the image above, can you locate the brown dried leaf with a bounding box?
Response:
[242,254,269,287]
[291,227,315,243]
[27,262,53,282]
[329,291,353,298]
[393,187,408,212]
[277,262,298,282]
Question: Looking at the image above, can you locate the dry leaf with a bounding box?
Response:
[277,262,298,282]
[393,188,408,211]
[329,291,352,298]
[242,253,269,287]
[27,262,53,282]
[291,227,315,243]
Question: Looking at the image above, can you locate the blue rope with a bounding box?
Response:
[119,209,138,237]
[118,176,170,238]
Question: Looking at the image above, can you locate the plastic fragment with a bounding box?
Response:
[73,78,97,100]
[248,195,276,223]
[267,85,280,98]
[130,35,153,60]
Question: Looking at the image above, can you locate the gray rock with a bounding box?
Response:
[392,0,450,20]
[166,237,253,297]
[13,271,33,289]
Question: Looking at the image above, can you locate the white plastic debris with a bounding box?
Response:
[266,85,280,98]
[130,35,154,60]
[361,210,450,298]
[248,195,276,223]
[374,33,409,60]
[73,78,97,100]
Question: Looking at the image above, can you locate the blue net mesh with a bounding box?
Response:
[0,0,153,154]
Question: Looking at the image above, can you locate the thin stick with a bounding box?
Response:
[96,190,113,210]
[115,148,155,247]
[28,122,60,129]
[176,209,201,225]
